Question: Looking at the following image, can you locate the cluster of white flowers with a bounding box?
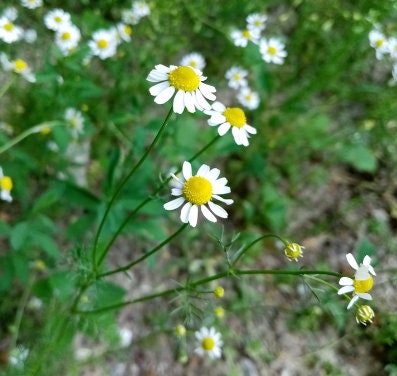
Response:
[0,7,37,44]
[121,0,151,25]
[230,12,287,65]
[64,108,85,139]
[369,27,397,81]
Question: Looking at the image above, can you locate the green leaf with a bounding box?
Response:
[11,253,30,284]
[31,233,60,259]
[339,143,377,172]
[10,222,30,251]
[0,255,14,292]
[32,188,63,214]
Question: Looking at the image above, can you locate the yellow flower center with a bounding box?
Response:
[255,20,261,26]
[124,25,132,35]
[245,94,252,100]
[242,29,251,38]
[0,176,13,191]
[189,60,197,67]
[284,243,302,260]
[55,16,62,23]
[268,46,277,55]
[62,32,71,40]
[183,176,212,205]
[375,39,383,47]
[4,22,14,32]
[97,39,108,49]
[14,59,27,71]
[168,66,200,92]
[223,107,246,128]
[233,73,240,80]
[354,276,373,294]
[202,337,215,351]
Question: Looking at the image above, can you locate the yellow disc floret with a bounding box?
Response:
[268,46,277,55]
[375,39,384,47]
[183,176,212,205]
[353,276,373,293]
[4,22,14,32]
[97,39,108,49]
[14,59,27,72]
[0,176,13,191]
[168,66,200,92]
[223,107,246,128]
[242,29,251,39]
[202,337,215,351]
[284,242,303,261]
[62,32,71,40]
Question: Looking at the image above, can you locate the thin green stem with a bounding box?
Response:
[95,134,221,266]
[231,233,287,268]
[0,121,64,155]
[93,107,174,268]
[98,223,188,278]
[0,75,16,99]
[76,268,342,315]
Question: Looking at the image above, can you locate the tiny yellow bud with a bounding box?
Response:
[214,306,225,318]
[213,286,224,299]
[175,324,186,337]
[356,305,375,326]
[34,260,46,271]
[40,126,51,135]
[284,242,304,261]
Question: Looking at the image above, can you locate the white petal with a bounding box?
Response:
[173,90,185,114]
[208,114,225,126]
[206,168,220,181]
[147,70,168,82]
[346,253,358,270]
[194,88,211,110]
[184,91,195,113]
[171,188,182,196]
[154,64,171,73]
[339,277,353,286]
[214,177,228,187]
[338,285,354,295]
[201,205,217,222]
[231,126,243,145]
[163,197,185,210]
[245,124,257,134]
[208,201,228,218]
[212,184,231,194]
[197,164,210,176]
[180,202,192,223]
[347,295,359,310]
[188,204,199,227]
[149,81,170,96]
[218,122,231,136]
[182,161,192,180]
[212,101,226,112]
[358,293,372,301]
[154,86,175,104]
[212,195,233,205]
[199,82,216,100]
[368,265,376,276]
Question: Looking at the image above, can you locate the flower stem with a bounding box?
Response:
[97,223,188,279]
[93,107,174,269]
[75,268,342,315]
[0,121,64,155]
[0,75,15,99]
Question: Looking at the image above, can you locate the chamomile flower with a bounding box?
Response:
[2,7,18,21]
[65,108,84,138]
[195,327,223,359]
[205,101,257,146]
[355,305,375,326]
[21,0,43,9]
[284,242,304,262]
[231,28,260,47]
[0,167,13,202]
[115,23,132,43]
[0,54,36,82]
[44,9,72,31]
[164,161,233,227]
[121,9,140,25]
[338,253,376,309]
[179,52,206,72]
[225,66,248,89]
[369,29,389,60]
[236,87,260,110]
[0,17,23,43]
[247,13,267,33]
[147,64,216,114]
[260,37,287,65]
[132,1,151,18]
[55,24,81,55]
[387,37,397,60]
[88,29,118,60]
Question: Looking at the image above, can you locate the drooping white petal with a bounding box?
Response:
[218,122,231,136]
[149,81,170,96]
[212,195,233,205]
[339,277,353,286]
[337,285,354,295]
[184,91,195,113]
[347,295,359,310]
[154,86,175,104]
[182,161,192,180]
[208,201,228,218]
[346,253,359,270]
[208,113,225,126]
[194,88,212,110]
[245,124,257,134]
[163,197,185,210]
[201,204,217,222]
[180,202,192,223]
[173,90,185,114]
[232,126,243,145]
[188,204,199,227]
[199,82,216,100]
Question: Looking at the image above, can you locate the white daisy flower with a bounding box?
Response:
[132,1,151,18]
[164,161,233,227]
[237,87,260,110]
[387,37,397,60]
[115,23,132,43]
[338,253,376,310]
[369,29,389,60]
[147,64,216,114]
[225,66,249,89]
[179,52,206,72]
[88,29,118,60]
[21,0,43,9]
[9,346,29,367]
[205,101,257,146]
[0,55,36,82]
[55,24,81,55]
[0,17,23,43]
[355,305,375,326]
[23,28,37,43]
[2,7,18,21]
[65,108,84,138]
[194,327,223,359]
[44,9,72,31]
[246,13,267,33]
[230,28,260,47]
[260,37,287,65]
[121,9,140,25]
[0,167,13,202]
